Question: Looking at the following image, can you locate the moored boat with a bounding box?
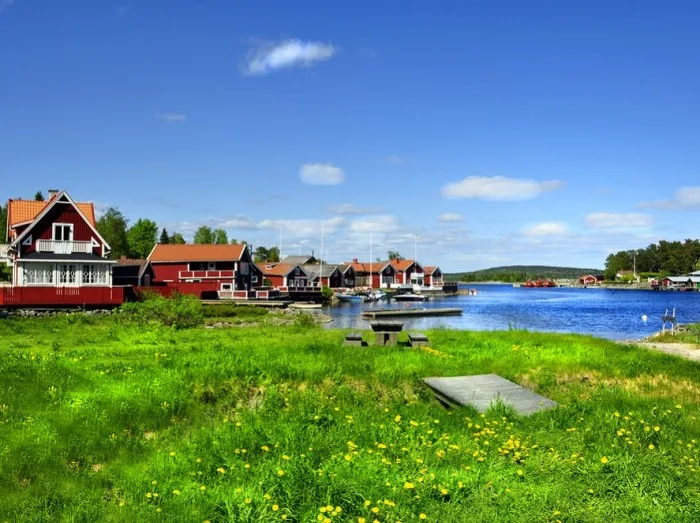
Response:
[393,293,429,302]
[335,293,365,302]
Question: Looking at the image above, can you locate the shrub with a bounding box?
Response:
[321,285,333,300]
[120,292,203,328]
[201,304,268,318]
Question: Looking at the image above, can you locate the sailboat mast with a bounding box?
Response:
[320,221,324,288]
[369,231,372,289]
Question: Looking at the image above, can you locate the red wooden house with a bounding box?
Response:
[423,266,443,287]
[142,243,262,299]
[0,190,122,308]
[390,259,425,286]
[256,262,310,290]
[347,259,397,288]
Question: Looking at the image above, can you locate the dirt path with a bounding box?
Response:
[624,341,700,362]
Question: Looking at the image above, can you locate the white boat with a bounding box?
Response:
[367,290,387,301]
[393,293,429,302]
[289,302,323,309]
[336,293,364,302]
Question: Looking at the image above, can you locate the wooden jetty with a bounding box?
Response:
[423,374,557,416]
[361,307,462,318]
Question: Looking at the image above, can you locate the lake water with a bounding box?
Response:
[320,285,700,340]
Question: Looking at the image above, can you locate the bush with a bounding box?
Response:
[201,304,268,318]
[321,285,333,300]
[120,292,203,328]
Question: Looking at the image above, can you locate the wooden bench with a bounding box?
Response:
[408,333,429,347]
[343,332,364,347]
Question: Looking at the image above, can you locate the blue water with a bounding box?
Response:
[320,285,700,340]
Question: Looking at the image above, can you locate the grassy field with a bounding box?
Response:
[1,312,700,522]
[650,322,700,346]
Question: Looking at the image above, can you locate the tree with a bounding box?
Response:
[34,191,44,201]
[96,207,129,259]
[159,228,170,244]
[170,232,186,244]
[213,228,228,245]
[0,203,7,243]
[127,218,158,259]
[387,250,402,260]
[230,238,239,245]
[194,226,214,244]
[253,245,280,263]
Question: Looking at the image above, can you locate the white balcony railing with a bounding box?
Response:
[36,240,93,254]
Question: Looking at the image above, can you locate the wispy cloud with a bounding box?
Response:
[327,203,382,215]
[155,112,187,123]
[521,222,569,238]
[585,212,654,229]
[439,213,464,223]
[0,0,16,15]
[385,155,405,164]
[349,215,400,234]
[244,39,336,76]
[441,176,564,201]
[299,162,345,186]
[639,186,700,210]
[116,3,131,17]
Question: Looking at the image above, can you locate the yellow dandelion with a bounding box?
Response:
[553,510,561,516]
[244,498,252,504]
[395,415,401,423]
[200,485,207,491]
[588,489,594,494]
[272,504,279,511]
[364,500,372,506]
[244,463,251,469]
[654,426,660,432]
[419,514,427,520]
[282,455,290,460]
[172,489,181,496]
[358,518,366,523]
[648,444,655,450]
[119,501,125,507]
[404,482,415,489]
[281,516,287,521]
[371,507,379,513]
[600,456,609,464]
[277,469,285,476]
[196,458,202,463]
[216,467,226,474]
[156,508,162,513]
[264,494,271,500]
[169,451,176,457]
[151,480,158,485]
[262,445,270,452]
[440,488,448,495]
[146,492,152,498]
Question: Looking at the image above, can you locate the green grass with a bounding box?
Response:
[1,315,700,522]
[651,323,700,345]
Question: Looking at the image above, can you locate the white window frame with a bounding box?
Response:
[251,275,258,283]
[207,262,216,271]
[220,283,233,291]
[53,223,74,242]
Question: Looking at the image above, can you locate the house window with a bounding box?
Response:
[240,262,249,275]
[24,263,54,284]
[58,264,76,284]
[53,223,73,241]
[251,275,258,283]
[221,283,232,291]
[207,262,216,271]
[82,264,106,284]
[295,268,300,275]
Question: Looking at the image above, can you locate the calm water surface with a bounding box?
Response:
[319,285,700,340]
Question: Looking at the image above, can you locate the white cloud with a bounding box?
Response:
[441,176,564,201]
[0,0,15,15]
[521,222,569,237]
[327,203,382,215]
[156,113,187,123]
[640,186,700,210]
[259,216,346,236]
[585,212,654,229]
[385,155,405,164]
[299,163,345,186]
[245,39,336,76]
[439,213,464,223]
[350,215,400,234]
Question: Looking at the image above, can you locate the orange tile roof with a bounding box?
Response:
[423,266,440,275]
[344,260,391,273]
[390,259,417,271]
[258,262,304,277]
[8,199,96,228]
[149,244,247,262]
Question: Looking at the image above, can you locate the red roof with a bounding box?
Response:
[423,266,439,275]
[257,262,305,277]
[390,259,418,272]
[149,244,247,262]
[344,260,393,273]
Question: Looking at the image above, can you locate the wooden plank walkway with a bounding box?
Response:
[361,307,462,318]
[423,374,557,416]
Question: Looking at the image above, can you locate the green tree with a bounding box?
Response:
[387,250,402,260]
[230,238,239,244]
[127,218,158,259]
[159,228,170,244]
[213,228,228,245]
[254,245,280,263]
[0,203,7,243]
[34,191,45,201]
[194,226,214,244]
[96,207,130,259]
[170,232,186,244]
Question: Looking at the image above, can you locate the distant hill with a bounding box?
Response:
[444,265,604,283]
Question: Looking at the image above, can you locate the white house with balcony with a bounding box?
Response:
[5,190,114,288]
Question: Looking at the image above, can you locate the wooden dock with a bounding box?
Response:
[361,307,462,318]
[423,374,557,416]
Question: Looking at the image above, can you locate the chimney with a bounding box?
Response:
[48,189,59,200]
[353,258,358,264]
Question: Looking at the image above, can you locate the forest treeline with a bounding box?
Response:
[445,265,603,283]
[604,239,700,280]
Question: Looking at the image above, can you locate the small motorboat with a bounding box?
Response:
[393,293,429,302]
[366,290,387,301]
[335,293,364,302]
[289,302,323,309]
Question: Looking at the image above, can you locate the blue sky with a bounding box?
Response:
[1,0,699,271]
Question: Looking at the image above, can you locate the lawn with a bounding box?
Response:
[1,312,699,522]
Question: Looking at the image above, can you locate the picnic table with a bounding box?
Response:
[369,320,404,346]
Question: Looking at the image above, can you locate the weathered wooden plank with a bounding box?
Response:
[423,374,557,416]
